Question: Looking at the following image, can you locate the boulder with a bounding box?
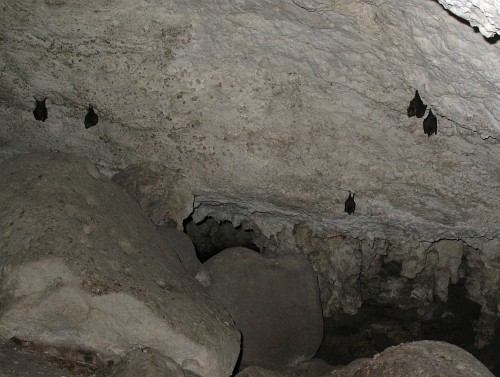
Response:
[280,358,337,376]
[204,247,323,370]
[235,359,336,377]
[235,366,284,377]
[0,152,240,377]
[329,358,371,377]
[111,347,185,377]
[157,225,200,277]
[351,340,494,377]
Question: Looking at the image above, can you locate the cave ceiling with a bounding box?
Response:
[0,0,499,243]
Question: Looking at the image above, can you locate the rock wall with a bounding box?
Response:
[0,0,498,241]
[0,153,240,377]
[0,0,499,356]
[437,0,500,38]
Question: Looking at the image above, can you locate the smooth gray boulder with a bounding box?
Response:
[0,152,240,377]
[204,247,323,370]
[157,225,200,277]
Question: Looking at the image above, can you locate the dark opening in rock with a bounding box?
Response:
[315,280,496,372]
[184,216,260,262]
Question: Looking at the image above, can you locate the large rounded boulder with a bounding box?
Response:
[204,247,324,370]
[351,340,494,377]
[0,152,240,377]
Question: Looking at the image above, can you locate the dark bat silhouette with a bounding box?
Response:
[84,104,99,129]
[344,191,356,215]
[33,98,48,122]
[407,90,427,118]
[423,109,437,136]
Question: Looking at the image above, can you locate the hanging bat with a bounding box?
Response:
[423,109,437,136]
[33,97,48,122]
[344,191,356,215]
[84,104,99,129]
[407,90,427,118]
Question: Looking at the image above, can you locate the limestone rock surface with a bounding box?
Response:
[280,358,337,377]
[330,358,371,377]
[0,0,499,356]
[0,153,240,377]
[111,163,193,228]
[157,225,200,277]
[437,0,500,37]
[110,348,186,377]
[235,366,284,377]
[235,359,337,377]
[0,0,498,243]
[350,340,494,377]
[204,247,324,370]
[290,223,499,350]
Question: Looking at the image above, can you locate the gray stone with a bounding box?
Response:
[204,247,324,370]
[111,348,185,377]
[436,0,499,37]
[351,341,494,377]
[157,225,200,277]
[0,153,240,377]
[235,366,284,377]
[0,0,499,245]
[112,163,193,228]
[280,358,337,377]
[0,0,499,363]
[236,359,336,377]
[329,358,371,377]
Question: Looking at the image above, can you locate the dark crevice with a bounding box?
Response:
[315,280,500,373]
[184,216,260,262]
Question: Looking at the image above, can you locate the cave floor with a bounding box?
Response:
[0,337,112,377]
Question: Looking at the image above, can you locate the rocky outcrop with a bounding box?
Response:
[437,0,500,38]
[0,153,240,377]
[204,247,324,370]
[349,341,494,377]
[111,163,193,228]
[0,0,498,243]
[287,222,498,352]
[0,0,499,369]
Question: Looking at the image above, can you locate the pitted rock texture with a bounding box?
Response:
[350,340,494,377]
[0,0,498,243]
[1,0,499,363]
[204,247,324,370]
[0,153,240,377]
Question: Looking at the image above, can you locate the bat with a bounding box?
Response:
[344,191,356,215]
[407,90,427,118]
[423,109,437,136]
[84,104,99,129]
[33,98,48,122]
